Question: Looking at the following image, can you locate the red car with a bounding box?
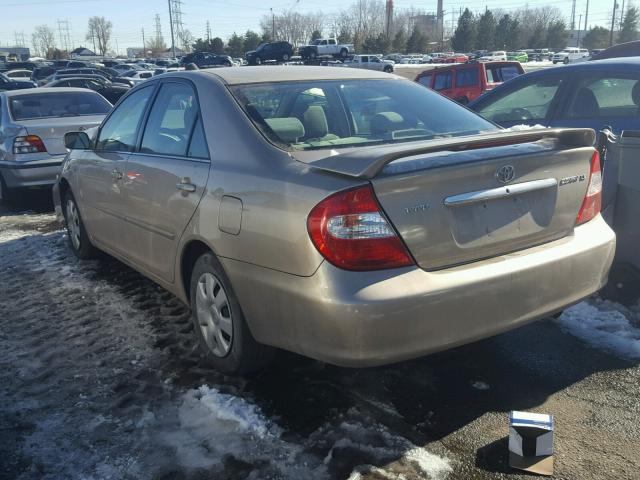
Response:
[443,53,469,63]
[415,61,524,104]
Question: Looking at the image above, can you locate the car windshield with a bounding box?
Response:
[9,92,112,120]
[231,79,497,151]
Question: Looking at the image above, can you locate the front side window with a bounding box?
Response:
[9,92,111,121]
[566,76,640,119]
[231,79,496,151]
[141,82,199,156]
[96,86,153,151]
[475,75,564,123]
[434,72,452,90]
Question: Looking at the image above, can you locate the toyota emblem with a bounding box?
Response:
[496,165,515,184]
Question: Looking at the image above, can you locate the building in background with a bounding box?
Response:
[0,47,31,62]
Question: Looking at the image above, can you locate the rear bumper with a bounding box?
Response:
[0,157,64,188]
[224,216,616,367]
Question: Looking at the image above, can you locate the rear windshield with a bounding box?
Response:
[9,92,112,120]
[231,79,496,151]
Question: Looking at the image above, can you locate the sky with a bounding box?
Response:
[0,0,622,54]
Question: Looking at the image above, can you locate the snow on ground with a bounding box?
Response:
[557,299,640,360]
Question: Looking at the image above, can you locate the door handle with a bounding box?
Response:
[176,179,196,193]
[111,169,123,180]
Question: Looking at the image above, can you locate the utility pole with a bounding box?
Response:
[206,20,211,42]
[610,0,618,46]
[115,38,119,57]
[270,8,275,39]
[168,0,176,58]
[584,0,590,31]
[577,14,582,46]
[142,28,146,55]
[620,0,625,27]
[570,0,577,30]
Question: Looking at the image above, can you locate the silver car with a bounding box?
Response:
[0,87,111,201]
[53,67,615,373]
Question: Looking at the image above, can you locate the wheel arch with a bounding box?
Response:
[179,238,216,302]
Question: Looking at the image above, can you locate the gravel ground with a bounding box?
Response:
[1,191,639,480]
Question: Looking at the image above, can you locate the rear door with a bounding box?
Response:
[433,69,454,99]
[122,80,209,283]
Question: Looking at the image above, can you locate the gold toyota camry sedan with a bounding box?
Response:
[53,67,615,373]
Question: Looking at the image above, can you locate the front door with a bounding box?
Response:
[77,85,155,254]
[122,80,210,283]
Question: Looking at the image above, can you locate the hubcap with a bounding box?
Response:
[195,272,233,357]
[66,199,81,250]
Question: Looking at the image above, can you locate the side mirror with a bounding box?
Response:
[65,131,90,150]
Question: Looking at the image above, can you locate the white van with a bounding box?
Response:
[552,48,589,64]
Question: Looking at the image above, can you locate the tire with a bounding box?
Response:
[254,56,262,65]
[457,96,469,105]
[310,50,317,60]
[63,190,97,259]
[552,60,557,64]
[0,174,14,205]
[339,48,348,59]
[383,65,393,73]
[563,57,569,65]
[189,252,275,374]
[282,53,290,62]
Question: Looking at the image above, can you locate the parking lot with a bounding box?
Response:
[1,192,639,480]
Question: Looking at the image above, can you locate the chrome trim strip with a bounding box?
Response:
[444,178,558,208]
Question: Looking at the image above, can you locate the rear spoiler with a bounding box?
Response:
[305,128,595,179]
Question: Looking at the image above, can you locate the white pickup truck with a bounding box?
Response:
[299,38,354,60]
[552,47,589,64]
[338,55,395,73]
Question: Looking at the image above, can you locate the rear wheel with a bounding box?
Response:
[0,175,13,205]
[310,50,317,60]
[189,252,274,374]
[282,53,290,62]
[552,60,557,64]
[254,56,262,65]
[563,57,570,65]
[339,48,348,59]
[63,191,97,259]
[383,65,393,73]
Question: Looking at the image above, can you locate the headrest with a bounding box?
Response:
[371,111,405,134]
[303,105,329,138]
[265,117,305,143]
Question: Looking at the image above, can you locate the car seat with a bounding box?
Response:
[302,105,339,142]
[571,88,600,118]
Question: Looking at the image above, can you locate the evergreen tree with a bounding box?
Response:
[476,10,496,50]
[405,25,427,53]
[546,21,568,50]
[392,29,407,53]
[211,37,224,54]
[243,30,262,52]
[451,8,476,52]
[619,6,639,43]
[495,14,520,50]
[528,24,546,48]
[226,32,244,57]
[582,26,610,49]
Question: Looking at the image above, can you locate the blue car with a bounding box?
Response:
[469,58,640,134]
[0,72,36,91]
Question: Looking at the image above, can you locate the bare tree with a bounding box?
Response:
[32,25,56,58]
[87,16,113,56]
[178,28,194,53]
[260,10,327,46]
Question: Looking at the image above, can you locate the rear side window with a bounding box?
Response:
[456,68,479,87]
[417,73,432,87]
[141,82,199,157]
[434,71,452,90]
[486,65,521,83]
[96,86,153,151]
[188,117,209,159]
[475,75,564,123]
[9,92,111,121]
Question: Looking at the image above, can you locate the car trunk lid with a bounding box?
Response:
[296,128,596,270]
[20,116,104,155]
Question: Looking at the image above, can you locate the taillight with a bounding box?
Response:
[576,150,602,226]
[307,185,414,271]
[13,135,47,154]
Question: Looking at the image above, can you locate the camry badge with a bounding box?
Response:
[496,165,515,184]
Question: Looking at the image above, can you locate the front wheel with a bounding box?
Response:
[552,60,557,64]
[281,53,290,62]
[190,252,275,374]
[309,50,317,60]
[63,191,97,259]
[383,65,393,73]
[339,48,348,59]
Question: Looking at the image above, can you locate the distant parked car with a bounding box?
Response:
[529,48,552,61]
[443,53,469,63]
[0,72,36,91]
[119,70,155,84]
[45,77,130,104]
[552,47,589,64]
[180,52,233,68]
[0,88,111,201]
[338,54,394,73]
[480,51,507,61]
[5,69,33,81]
[245,41,294,65]
[416,61,524,104]
[299,38,354,60]
[507,51,529,63]
[469,58,640,133]
[44,68,134,87]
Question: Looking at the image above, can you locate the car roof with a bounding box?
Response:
[197,65,399,85]
[0,87,95,98]
[526,56,640,76]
